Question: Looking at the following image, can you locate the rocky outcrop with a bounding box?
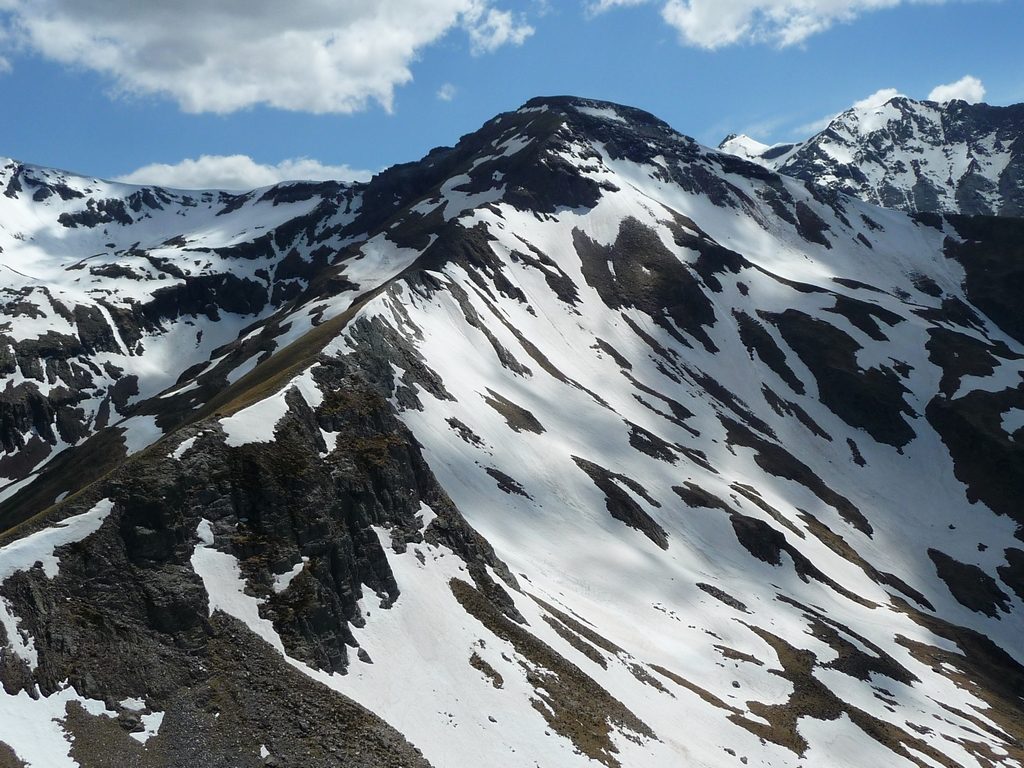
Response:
[0,345,519,765]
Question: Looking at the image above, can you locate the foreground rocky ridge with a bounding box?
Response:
[0,97,1022,767]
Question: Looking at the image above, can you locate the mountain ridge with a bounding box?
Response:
[0,96,1022,768]
[719,95,1024,217]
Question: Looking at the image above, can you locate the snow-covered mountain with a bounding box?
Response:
[720,96,1024,217]
[718,133,798,166]
[0,97,1022,768]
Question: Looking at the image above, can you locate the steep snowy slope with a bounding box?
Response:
[0,161,376,518]
[720,96,1024,217]
[0,98,1022,768]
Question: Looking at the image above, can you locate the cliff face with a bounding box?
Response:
[0,97,1023,768]
[0,350,521,767]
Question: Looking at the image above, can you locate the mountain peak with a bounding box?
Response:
[518,95,667,126]
[721,94,1024,217]
[828,93,934,130]
[717,133,773,162]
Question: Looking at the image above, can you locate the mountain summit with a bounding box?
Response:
[721,95,1024,216]
[0,96,1022,768]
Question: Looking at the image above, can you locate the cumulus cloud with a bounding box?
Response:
[437,82,458,101]
[851,87,903,111]
[0,21,9,74]
[592,0,961,49]
[115,155,374,191]
[463,3,535,53]
[0,0,532,114]
[928,75,986,104]
[588,0,649,14]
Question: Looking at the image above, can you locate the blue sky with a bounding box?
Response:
[0,0,1020,188]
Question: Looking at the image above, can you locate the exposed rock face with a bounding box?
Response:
[721,97,1024,217]
[0,353,509,768]
[1,98,1023,767]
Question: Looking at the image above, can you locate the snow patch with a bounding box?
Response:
[1002,407,1024,437]
[575,105,627,124]
[0,499,114,581]
[226,354,261,385]
[219,393,290,447]
[272,557,308,593]
[118,415,163,455]
[0,596,37,668]
[129,711,165,745]
[171,436,198,460]
[0,683,113,768]
[190,519,285,653]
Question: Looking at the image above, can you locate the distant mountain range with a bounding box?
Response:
[0,95,1022,768]
[721,95,1024,217]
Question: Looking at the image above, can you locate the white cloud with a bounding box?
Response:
[114,155,374,191]
[588,0,649,14]
[928,74,986,104]
[0,20,10,73]
[852,87,903,111]
[463,3,534,54]
[592,0,962,49]
[796,113,839,134]
[437,82,458,101]
[0,0,532,114]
